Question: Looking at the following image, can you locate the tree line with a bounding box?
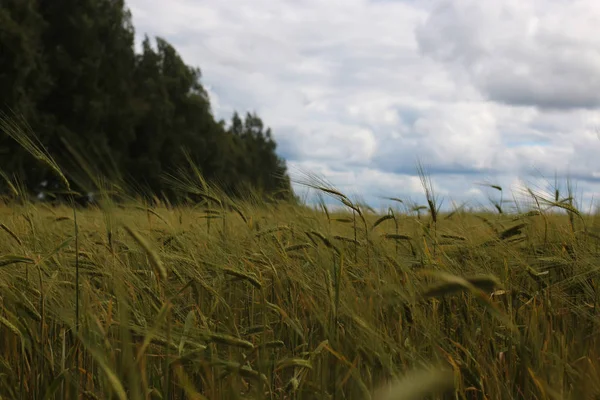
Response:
[0,0,293,203]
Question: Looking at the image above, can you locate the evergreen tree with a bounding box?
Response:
[228,112,292,199]
[0,0,294,203]
[36,0,137,186]
[0,0,49,185]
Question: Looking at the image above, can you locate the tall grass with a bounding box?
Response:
[1,115,600,399]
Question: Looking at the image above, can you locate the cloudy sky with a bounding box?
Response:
[126,0,600,211]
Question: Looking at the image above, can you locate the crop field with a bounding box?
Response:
[1,177,600,400]
[3,1,600,398]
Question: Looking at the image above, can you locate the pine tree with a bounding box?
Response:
[0,0,294,203]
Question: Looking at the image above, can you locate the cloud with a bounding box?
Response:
[416,0,600,110]
[126,0,600,210]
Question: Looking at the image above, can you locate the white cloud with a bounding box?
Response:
[126,0,600,210]
[416,0,600,110]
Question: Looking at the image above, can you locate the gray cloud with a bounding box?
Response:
[126,0,600,210]
[416,0,600,110]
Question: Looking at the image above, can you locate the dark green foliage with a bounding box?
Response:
[227,111,292,198]
[0,0,293,202]
[0,0,49,183]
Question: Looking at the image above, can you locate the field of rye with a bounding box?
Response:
[1,174,600,400]
[1,119,600,399]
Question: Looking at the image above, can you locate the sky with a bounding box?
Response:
[126,0,600,212]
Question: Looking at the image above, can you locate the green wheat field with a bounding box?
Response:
[1,123,600,399]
